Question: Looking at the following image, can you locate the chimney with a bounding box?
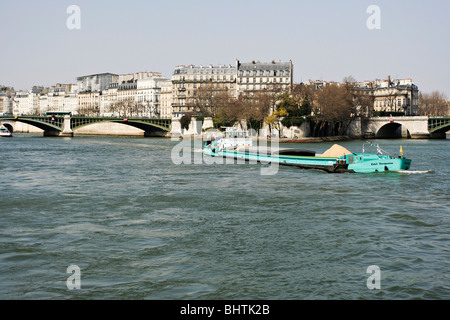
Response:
[388,75,391,87]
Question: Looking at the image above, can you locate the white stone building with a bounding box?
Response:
[78,91,101,115]
[95,71,167,117]
[160,79,173,119]
[39,95,49,114]
[64,84,79,114]
[136,77,168,117]
[0,94,13,114]
[100,82,119,115]
[40,84,79,114]
[13,89,41,115]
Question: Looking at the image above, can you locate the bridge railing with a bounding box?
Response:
[0,115,65,129]
[428,116,450,131]
[0,115,172,130]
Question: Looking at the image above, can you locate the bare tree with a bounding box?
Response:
[313,82,358,136]
[236,89,279,130]
[109,101,127,117]
[144,100,159,118]
[191,84,234,117]
[78,103,100,116]
[418,91,449,116]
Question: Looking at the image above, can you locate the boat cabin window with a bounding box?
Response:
[225,131,247,138]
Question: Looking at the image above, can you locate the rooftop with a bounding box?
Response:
[77,73,119,80]
[238,60,292,71]
[173,64,236,75]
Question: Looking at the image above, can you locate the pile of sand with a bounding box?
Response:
[321,144,353,158]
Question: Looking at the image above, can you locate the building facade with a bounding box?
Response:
[0,94,13,114]
[356,77,419,116]
[136,77,168,117]
[171,64,237,117]
[160,79,173,119]
[78,91,101,115]
[64,85,79,114]
[236,59,293,94]
[100,83,118,115]
[170,60,294,118]
[45,84,78,114]
[117,80,137,103]
[77,73,119,93]
[12,89,42,115]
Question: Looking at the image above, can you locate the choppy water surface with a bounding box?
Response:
[0,134,449,299]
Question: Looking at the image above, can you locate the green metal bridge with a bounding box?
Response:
[428,116,450,134]
[0,115,172,137]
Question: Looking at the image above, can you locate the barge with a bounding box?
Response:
[203,128,411,173]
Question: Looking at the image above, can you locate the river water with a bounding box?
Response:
[0,134,448,300]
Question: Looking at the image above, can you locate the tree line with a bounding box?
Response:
[184,77,374,136]
[183,78,449,136]
[418,91,449,116]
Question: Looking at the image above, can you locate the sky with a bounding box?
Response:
[1,0,449,97]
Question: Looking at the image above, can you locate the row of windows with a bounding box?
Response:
[239,84,290,91]
[174,73,291,81]
[239,77,288,84]
[175,68,235,75]
[176,83,233,90]
[238,70,290,77]
[375,98,410,107]
[137,97,160,103]
[175,75,235,82]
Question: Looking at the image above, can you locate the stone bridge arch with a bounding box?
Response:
[71,117,171,137]
[0,115,172,137]
[0,117,62,135]
[364,116,430,139]
[376,122,409,138]
[0,121,15,133]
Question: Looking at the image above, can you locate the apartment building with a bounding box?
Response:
[95,72,167,116]
[12,87,43,115]
[0,94,13,114]
[117,80,137,103]
[44,84,79,114]
[236,59,293,93]
[78,91,101,115]
[136,77,168,117]
[171,60,293,117]
[100,82,119,115]
[160,79,173,119]
[171,64,237,117]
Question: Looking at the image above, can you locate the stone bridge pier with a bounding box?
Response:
[44,115,73,137]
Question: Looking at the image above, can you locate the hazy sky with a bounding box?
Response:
[1,0,449,96]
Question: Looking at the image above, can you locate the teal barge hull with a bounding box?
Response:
[345,153,412,173]
[203,147,412,174]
